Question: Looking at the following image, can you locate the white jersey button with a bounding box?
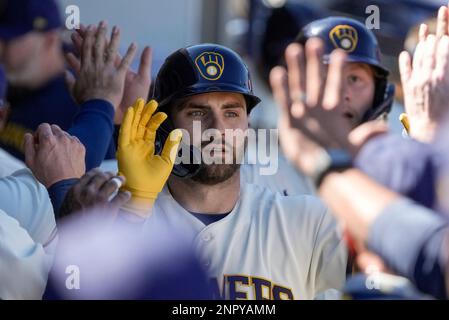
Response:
[202,233,213,242]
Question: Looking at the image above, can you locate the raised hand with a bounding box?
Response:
[67,23,152,124]
[399,5,449,143]
[270,39,388,177]
[64,21,137,110]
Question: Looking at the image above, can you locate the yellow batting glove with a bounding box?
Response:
[116,98,182,216]
[399,113,410,134]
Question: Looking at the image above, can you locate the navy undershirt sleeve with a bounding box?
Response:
[355,134,436,209]
[47,178,79,219]
[368,198,449,299]
[68,99,115,170]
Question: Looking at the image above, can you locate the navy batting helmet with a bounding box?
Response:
[153,43,261,113]
[152,43,260,178]
[296,17,395,123]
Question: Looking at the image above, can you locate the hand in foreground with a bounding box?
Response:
[24,124,86,188]
[270,40,387,177]
[59,168,131,219]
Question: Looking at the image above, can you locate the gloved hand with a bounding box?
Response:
[116,98,182,216]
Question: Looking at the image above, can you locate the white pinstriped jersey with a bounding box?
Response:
[149,182,347,300]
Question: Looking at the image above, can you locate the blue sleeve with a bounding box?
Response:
[355,134,436,208]
[68,99,115,170]
[368,198,449,299]
[47,178,78,219]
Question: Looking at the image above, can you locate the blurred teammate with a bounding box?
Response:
[0,0,117,161]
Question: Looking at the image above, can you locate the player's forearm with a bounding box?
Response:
[319,168,449,298]
[47,178,79,220]
[318,168,399,242]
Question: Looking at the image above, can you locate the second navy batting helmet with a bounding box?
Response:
[296,17,395,123]
[152,43,260,178]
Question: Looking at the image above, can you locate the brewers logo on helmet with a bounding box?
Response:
[329,24,358,53]
[194,52,225,81]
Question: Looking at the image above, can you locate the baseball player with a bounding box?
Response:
[116,43,347,300]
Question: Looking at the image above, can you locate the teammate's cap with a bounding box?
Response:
[296,16,389,76]
[0,0,62,42]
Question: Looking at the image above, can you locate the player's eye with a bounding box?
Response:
[225,111,239,118]
[188,110,205,117]
[348,75,359,83]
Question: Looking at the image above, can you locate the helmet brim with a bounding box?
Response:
[159,83,261,113]
[322,54,390,78]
